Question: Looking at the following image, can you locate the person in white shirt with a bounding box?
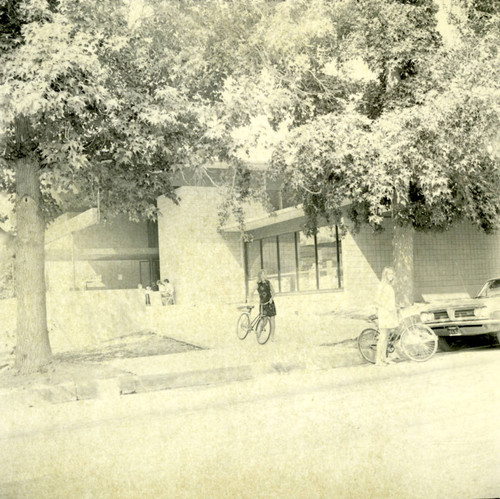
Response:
[160,278,175,305]
[375,267,399,366]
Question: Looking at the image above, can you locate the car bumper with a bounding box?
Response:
[424,319,500,336]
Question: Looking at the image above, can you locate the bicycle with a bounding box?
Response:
[358,315,438,363]
[236,305,273,345]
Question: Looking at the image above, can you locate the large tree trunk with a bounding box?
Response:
[392,222,415,307]
[14,156,52,373]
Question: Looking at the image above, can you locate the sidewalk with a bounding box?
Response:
[3,323,497,408]
[0,335,364,407]
[0,308,371,407]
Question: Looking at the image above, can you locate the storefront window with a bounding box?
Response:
[261,236,279,291]
[317,227,341,289]
[297,232,317,291]
[245,228,342,295]
[278,233,297,292]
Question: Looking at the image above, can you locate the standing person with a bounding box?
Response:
[138,283,151,306]
[144,285,152,307]
[251,269,277,342]
[375,267,399,366]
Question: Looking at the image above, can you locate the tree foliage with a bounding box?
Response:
[0,0,230,224]
[208,0,500,237]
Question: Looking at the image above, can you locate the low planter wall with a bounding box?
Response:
[1,290,149,353]
[1,289,375,354]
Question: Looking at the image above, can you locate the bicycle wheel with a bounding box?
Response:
[236,313,251,340]
[400,323,438,362]
[357,328,379,364]
[256,316,272,345]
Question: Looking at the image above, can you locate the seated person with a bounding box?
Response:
[160,278,175,305]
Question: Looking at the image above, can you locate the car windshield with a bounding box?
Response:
[478,279,500,298]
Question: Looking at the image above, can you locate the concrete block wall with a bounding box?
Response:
[341,220,500,302]
[157,187,246,305]
[341,220,393,304]
[157,185,500,311]
[415,223,500,298]
[156,188,395,314]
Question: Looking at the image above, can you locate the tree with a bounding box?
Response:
[0,0,224,372]
[213,0,499,304]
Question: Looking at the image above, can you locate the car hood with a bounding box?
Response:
[422,298,486,311]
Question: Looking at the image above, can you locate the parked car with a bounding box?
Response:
[419,278,500,350]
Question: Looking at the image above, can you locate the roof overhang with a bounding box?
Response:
[221,205,305,233]
[45,208,100,244]
[220,196,354,233]
[46,247,159,262]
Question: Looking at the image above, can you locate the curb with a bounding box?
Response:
[0,346,364,406]
[2,347,497,407]
[119,365,255,395]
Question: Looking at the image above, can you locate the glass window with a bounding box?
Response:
[246,240,261,285]
[316,227,340,289]
[278,233,297,292]
[245,227,342,295]
[261,236,279,291]
[297,232,317,291]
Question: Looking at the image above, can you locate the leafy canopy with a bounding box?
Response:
[0,0,229,223]
[202,0,499,236]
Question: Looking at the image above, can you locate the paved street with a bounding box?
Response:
[1,348,499,499]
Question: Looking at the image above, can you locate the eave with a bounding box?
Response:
[220,205,306,233]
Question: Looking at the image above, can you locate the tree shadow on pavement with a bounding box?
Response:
[0,332,202,391]
[55,331,202,363]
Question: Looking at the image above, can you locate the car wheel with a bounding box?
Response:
[438,336,454,352]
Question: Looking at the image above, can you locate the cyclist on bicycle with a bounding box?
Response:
[375,267,399,366]
[250,269,277,342]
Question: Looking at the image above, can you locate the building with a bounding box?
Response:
[157,178,500,311]
[45,210,159,291]
[41,167,500,311]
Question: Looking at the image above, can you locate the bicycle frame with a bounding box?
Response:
[236,305,272,345]
[358,315,438,363]
[249,307,263,329]
[369,316,400,353]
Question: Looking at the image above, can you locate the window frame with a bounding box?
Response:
[245,228,343,296]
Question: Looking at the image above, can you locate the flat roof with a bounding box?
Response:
[221,205,305,233]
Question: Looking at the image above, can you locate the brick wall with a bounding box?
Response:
[415,223,500,298]
[341,220,393,303]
